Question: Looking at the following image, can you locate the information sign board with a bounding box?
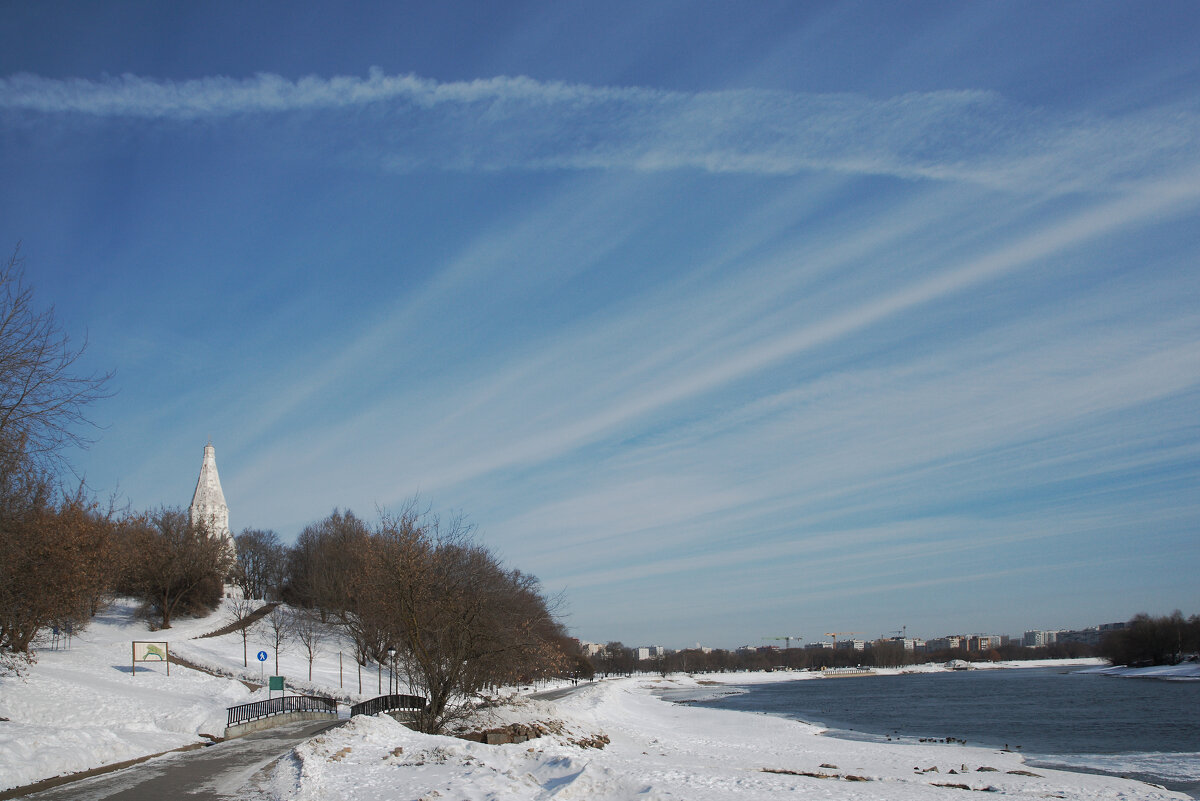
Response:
[131,641,169,675]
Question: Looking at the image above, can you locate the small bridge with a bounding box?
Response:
[350,693,427,718]
[223,693,427,738]
[224,695,338,738]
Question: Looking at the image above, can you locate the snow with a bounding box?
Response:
[1033,751,1200,789]
[0,600,251,790]
[1085,662,1200,680]
[254,675,1190,800]
[0,597,553,792]
[1,601,1193,799]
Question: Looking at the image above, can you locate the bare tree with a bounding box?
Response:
[225,596,262,667]
[0,248,115,665]
[1101,611,1200,667]
[0,479,112,656]
[124,508,233,629]
[292,610,325,681]
[261,605,292,676]
[369,506,565,733]
[284,509,378,664]
[233,529,286,601]
[0,248,113,474]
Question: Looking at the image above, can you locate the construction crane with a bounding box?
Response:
[824,632,862,647]
[762,636,803,650]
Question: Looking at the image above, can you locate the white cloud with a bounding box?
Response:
[356,174,1200,499]
[3,70,1196,192]
[202,153,1199,556]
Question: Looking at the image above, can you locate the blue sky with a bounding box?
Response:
[1,2,1197,649]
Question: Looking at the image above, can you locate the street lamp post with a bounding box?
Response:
[387,647,397,695]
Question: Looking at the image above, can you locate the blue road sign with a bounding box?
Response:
[257,651,268,662]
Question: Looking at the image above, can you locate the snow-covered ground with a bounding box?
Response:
[0,600,251,791]
[1,600,1194,799]
[252,674,1190,800]
[0,597,560,792]
[1086,662,1200,680]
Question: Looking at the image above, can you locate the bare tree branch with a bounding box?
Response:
[0,247,114,475]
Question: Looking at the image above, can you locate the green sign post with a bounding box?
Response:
[269,675,284,698]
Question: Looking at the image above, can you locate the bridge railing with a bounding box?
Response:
[227,694,338,727]
[350,693,427,718]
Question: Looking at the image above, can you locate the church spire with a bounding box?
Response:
[189,442,233,550]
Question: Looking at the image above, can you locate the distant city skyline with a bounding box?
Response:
[1,2,1197,648]
[590,618,1133,653]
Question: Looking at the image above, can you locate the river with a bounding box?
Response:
[689,667,1200,797]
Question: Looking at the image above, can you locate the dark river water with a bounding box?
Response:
[687,667,1200,796]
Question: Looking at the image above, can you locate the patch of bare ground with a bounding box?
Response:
[761,767,871,781]
[455,720,609,749]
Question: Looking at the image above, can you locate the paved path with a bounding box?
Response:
[529,681,592,702]
[22,719,342,801]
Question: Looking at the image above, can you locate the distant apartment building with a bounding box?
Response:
[925,636,965,651]
[635,645,669,661]
[1022,630,1059,647]
[580,641,606,657]
[835,639,866,651]
[805,641,834,650]
[875,637,926,652]
[1057,622,1125,646]
[966,635,1003,652]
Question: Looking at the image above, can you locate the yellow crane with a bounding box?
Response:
[762,635,803,649]
[824,631,862,647]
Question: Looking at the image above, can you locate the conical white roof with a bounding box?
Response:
[189,442,231,542]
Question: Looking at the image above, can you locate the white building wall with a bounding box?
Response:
[188,442,235,558]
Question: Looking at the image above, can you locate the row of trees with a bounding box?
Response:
[1099,611,1200,667]
[591,639,1100,676]
[2,497,236,659]
[0,249,115,666]
[0,483,111,656]
[220,507,584,732]
[223,601,323,678]
[595,613,1200,676]
[275,504,574,733]
[4,481,573,733]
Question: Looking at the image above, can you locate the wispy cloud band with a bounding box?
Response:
[3,69,1195,191]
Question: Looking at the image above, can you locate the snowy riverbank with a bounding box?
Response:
[1086,662,1200,680]
[1,600,1193,799]
[256,674,1190,800]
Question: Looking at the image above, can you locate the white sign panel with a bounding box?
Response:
[132,641,170,675]
[133,641,169,661]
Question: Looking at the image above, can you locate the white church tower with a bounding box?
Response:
[189,441,235,555]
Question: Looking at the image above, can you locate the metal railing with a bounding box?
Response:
[227,694,338,727]
[350,693,427,718]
